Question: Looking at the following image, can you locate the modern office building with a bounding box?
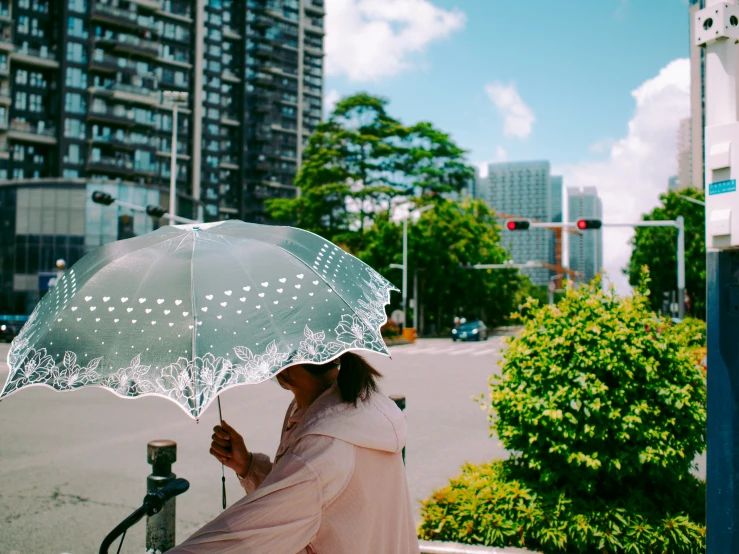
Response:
[0,0,324,223]
[0,178,161,314]
[668,175,679,191]
[689,0,705,190]
[568,186,603,285]
[476,160,553,286]
[549,175,563,285]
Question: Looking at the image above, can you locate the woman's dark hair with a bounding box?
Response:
[304,352,381,405]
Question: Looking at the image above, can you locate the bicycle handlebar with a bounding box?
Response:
[99,478,190,554]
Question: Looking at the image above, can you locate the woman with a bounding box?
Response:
[169,352,420,553]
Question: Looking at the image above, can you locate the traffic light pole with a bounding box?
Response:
[694,0,739,550]
[92,192,199,225]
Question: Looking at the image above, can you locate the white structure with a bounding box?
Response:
[677,117,693,190]
[567,187,603,285]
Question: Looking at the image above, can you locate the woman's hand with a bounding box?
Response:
[210,420,251,477]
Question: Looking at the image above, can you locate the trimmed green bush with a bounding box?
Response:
[418,460,705,553]
[419,272,707,553]
[488,275,705,493]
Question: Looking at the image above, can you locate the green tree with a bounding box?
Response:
[358,198,529,330]
[266,93,474,243]
[626,188,705,318]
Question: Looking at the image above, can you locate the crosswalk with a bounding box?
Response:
[389,341,501,357]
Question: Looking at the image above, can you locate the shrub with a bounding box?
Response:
[418,460,706,553]
[486,274,706,493]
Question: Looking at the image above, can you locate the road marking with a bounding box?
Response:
[471,348,499,357]
[448,346,478,356]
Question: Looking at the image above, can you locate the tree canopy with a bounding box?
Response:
[626,188,705,319]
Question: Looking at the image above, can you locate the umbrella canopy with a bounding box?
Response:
[1,221,397,418]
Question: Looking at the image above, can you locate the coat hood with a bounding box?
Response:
[290,383,406,454]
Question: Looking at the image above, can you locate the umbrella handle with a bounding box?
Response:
[218,395,226,510]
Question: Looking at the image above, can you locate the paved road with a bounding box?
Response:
[0,337,507,553]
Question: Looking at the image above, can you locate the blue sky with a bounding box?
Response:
[322,0,693,292]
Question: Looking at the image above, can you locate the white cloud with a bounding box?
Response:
[325,0,466,82]
[324,89,341,117]
[557,58,690,295]
[484,82,535,139]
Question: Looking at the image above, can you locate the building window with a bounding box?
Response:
[15,69,27,85]
[29,71,46,88]
[14,91,27,110]
[64,118,86,139]
[66,42,86,63]
[63,169,80,178]
[12,168,24,179]
[29,93,42,112]
[67,17,88,39]
[64,92,86,114]
[65,67,88,89]
[68,0,86,14]
[64,143,80,164]
[17,16,29,35]
[13,144,25,162]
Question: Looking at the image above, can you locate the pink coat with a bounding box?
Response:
[169,383,421,553]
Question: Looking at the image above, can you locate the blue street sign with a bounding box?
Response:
[708,179,737,196]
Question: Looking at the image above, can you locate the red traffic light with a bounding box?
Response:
[577,219,602,230]
[506,220,530,231]
[92,191,115,206]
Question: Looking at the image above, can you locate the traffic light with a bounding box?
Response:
[506,220,530,231]
[576,219,602,230]
[92,191,115,205]
[146,204,167,218]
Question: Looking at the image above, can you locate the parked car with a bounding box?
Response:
[0,315,28,342]
[452,320,488,342]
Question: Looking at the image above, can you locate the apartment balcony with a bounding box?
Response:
[91,3,140,32]
[91,82,160,107]
[7,120,57,144]
[252,15,271,29]
[0,60,7,77]
[89,53,158,79]
[129,0,162,10]
[304,21,326,36]
[223,25,242,40]
[220,112,241,127]
[305,0,325,16]
[252,101,271,114]
[0,2,11,23]
[219,156,239,170]
[0,85,9,105]
[11,46,58,69]
[0,27,12,52]
[90,133,156,151]
[86,156,133,175]
[221,69,240,83]
[96,34,159,58]
[88,106,156,129]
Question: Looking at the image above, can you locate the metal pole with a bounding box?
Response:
[402,217,408,330]
[146,440,178,553]
[413,269,418,330]
[677,215,685,318]
[169,104,177,225]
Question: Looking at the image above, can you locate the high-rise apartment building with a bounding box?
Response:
[568,186,603,285]
[689,0,704,190]
[677,116,692,190]
[476,161,553,286]
[0,0,324,223]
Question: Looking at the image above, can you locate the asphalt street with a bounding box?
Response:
[0,337,507,553]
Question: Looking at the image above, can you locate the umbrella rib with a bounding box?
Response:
[190,228,198,412]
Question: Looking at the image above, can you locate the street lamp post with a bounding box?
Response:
[163,91,189,225]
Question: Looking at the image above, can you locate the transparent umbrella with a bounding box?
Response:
[1,220,397,419]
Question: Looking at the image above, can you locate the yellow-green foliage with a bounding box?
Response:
[488,275,706,491]
[419,272,707,553]
[418,460,705,553]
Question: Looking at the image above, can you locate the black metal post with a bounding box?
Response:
[390,395,406,464]
[147,440,178,553]
[707,251,739,552]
